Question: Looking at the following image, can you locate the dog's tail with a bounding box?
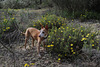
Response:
[21,32,25,35]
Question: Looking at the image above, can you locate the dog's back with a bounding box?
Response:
[25,27,40,40]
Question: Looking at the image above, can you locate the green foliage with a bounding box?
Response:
[0,17,16,34]
[52,0,100,20]
[1,0,53,9]
[56,10,100,20]
[53,0,100,12]
[46,23,99,57]
[79,11,100,21]
[32,14,66,29]
[31,15,99,58]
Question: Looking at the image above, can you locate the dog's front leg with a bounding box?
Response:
[43,42,46,52]
[37,41,41,57]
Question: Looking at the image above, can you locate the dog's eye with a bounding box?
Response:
[42,32,44,33]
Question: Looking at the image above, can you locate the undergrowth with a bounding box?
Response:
[31,14,99,60]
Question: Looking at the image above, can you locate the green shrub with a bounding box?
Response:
[46,23,99,58]
[53,0,100,12]
[0,17,17,33]
[32,14,67,29]
[2,0,35,9]
[55,9,100,20]
[0,17,21,43]
[79,11,100,21]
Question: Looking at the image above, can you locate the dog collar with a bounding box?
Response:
[44,35,48,40]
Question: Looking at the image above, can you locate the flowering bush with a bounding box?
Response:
[46,23,99,58]
[32,14,66,29]
[31,15,99,58]
[0,17,16,33]
[0,17,21,43]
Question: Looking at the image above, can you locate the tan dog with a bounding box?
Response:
[23,24,48,57]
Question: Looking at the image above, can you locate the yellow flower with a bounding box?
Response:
[86,34,89,37]
[12,17,14,20]
[24,63,29,67]
[92,40,94,43]
[59,23,61,24]
[4,19,7,22]
[62,24,64,25]
[72,19,74,21]
[54,30,56,32]
[81,38,86,41]
[69,36,71,38]
[62,38,64,40]
[73,30,75,32]
[92,44,94,46]
[58,58,61,61]
[48,21,50,23]
[48,36,50,37]
[63,28,65,29]
[66,27,69,29]
[71,50,74,52]
[3,29,6,31]
[71,47,73,50]
[82,35,84,37]
[50,44,54,47]
[30,63,35,65]
[33,25,36,26]
[61,30,63,32]
[70,44,73,46]
[52,42,54,43]
[47,45,51,47]
[58,38,60,39]
[2,12,4,14]
[81,30,83,32]
[44,17,47,20]
[6,27,10,30]
[38,20,40,22]
[58,54,61,56]
[91,34,93,36]
[65,54,67,56]
[81,26,83,27]
[73,52,75,54]
[97,39,99,41]
[59,28,60,29]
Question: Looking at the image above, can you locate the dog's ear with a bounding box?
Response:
[40,23,43,28]
[45,24,48,31]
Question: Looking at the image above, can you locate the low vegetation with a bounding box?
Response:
[31,15,99,60]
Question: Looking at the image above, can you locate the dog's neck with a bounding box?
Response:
[40,35,48,41]
[43,35,48,40]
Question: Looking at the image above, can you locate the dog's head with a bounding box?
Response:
[39,24,48,38]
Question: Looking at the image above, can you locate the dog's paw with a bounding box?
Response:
[38,54,41,58]
[22,48,26,51]
[43,51,47,54]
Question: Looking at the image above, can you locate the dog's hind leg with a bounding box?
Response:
[24,37,29,49]
[32,37,35,47]
[37,39,41,57]
[24,30,30,49]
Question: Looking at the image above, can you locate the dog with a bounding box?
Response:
[22,24,48,57]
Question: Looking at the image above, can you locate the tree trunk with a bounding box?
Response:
[40,0,42,4]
